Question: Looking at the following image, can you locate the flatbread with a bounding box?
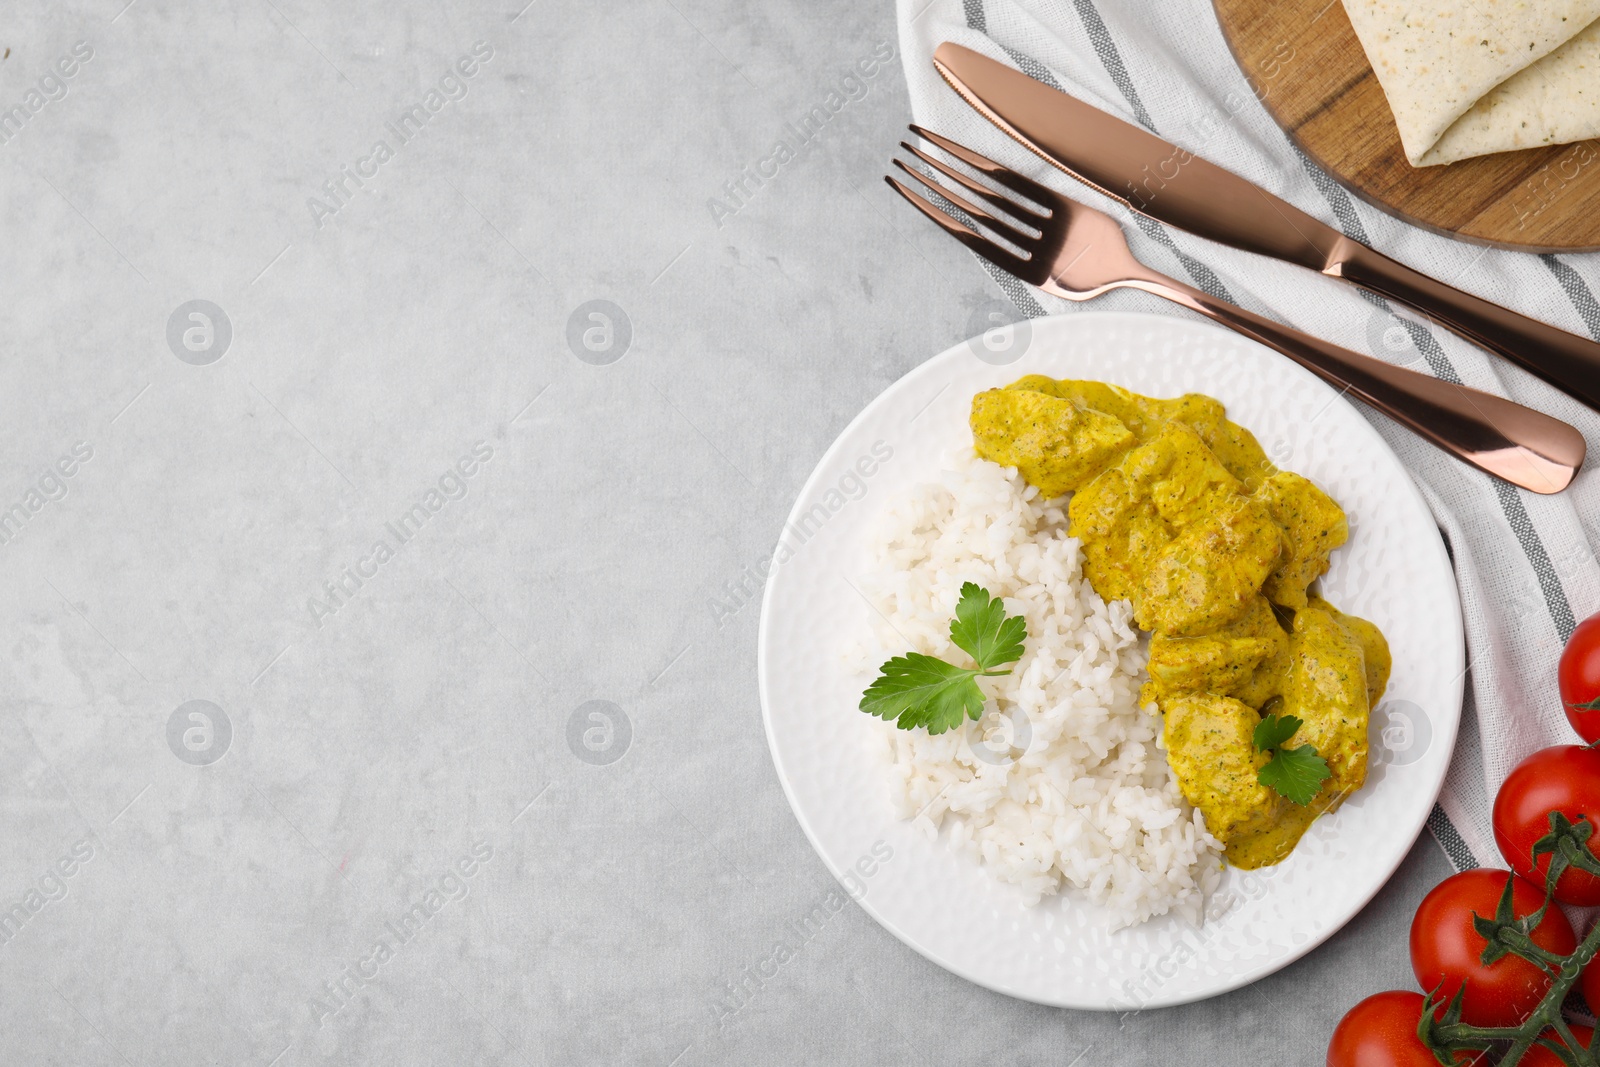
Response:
[1427,18,1600,165]
[1342,0,1600,166]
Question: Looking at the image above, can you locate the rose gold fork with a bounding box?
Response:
[887,125,1586,495]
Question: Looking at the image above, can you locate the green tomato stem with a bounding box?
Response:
[1552,1015,1588,1064]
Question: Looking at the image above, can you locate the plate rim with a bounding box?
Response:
[757,309,1465,1008]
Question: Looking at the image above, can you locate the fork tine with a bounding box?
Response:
[899,141,1050,224]
[891,158,1041,249]
[883,175,1035,279]
[908,124,1057,208]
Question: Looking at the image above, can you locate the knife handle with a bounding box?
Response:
[1124,276,1586,494]
[1333,244,1600,414]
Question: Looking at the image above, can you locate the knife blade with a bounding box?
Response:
[932,41,1600,414]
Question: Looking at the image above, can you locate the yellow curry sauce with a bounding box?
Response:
[971,377,1390,869]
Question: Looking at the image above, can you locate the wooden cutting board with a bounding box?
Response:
[1212,0,1600,252]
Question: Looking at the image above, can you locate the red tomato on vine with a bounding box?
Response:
[1561,613,1600,744]
[1493,746,1600,906]
[1325,991,1454,1067]
[1410,870,1575,1028]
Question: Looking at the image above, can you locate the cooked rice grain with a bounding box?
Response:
[856,451,1221,927]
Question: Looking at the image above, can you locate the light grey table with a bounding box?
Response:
[0,2,1451,1063]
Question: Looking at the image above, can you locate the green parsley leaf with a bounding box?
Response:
[860,585,1028,735]
[1257,744,1332,806]
[1252,712,1331,805]
[859,653,987,734]
[1252,713,1303,753]
[948,582,1028,671]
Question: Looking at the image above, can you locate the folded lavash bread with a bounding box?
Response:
[1342,0,1600,166]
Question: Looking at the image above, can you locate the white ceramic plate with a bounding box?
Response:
[757,312,1463,1009]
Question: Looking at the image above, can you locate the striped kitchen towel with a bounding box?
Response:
[895,0,1600,870]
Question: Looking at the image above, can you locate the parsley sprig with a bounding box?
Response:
[1252,712,1331,806]
[860,583,1027,735]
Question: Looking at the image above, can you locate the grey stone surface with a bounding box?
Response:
[0,1,1451,1063]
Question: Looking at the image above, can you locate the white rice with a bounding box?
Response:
[854,450,1222,928]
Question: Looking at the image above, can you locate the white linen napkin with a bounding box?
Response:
[895,0,1600,871]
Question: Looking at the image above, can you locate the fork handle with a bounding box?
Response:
[1125,277,1586,494]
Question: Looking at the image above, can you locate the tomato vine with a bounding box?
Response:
[1420,813,1600,1066]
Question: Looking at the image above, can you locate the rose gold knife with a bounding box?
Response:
[932,42,1600,414]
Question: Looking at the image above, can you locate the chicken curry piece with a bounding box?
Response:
[970,377,1389,869]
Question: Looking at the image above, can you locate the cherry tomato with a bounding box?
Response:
[1521,1024,1594,1067]
[1563,613,1600,743]
[1326,991,1447,1067]
[1494,745,1600,905]
[1410,869,1575,1027]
